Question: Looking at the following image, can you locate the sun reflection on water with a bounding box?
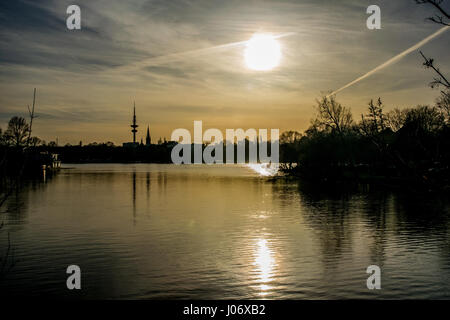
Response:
[254,238,275,296]
[247,163,279,176]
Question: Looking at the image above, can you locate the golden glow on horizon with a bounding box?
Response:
[244,34,281,71]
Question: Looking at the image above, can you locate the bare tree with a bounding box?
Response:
[416,1,450,95]
[280,131,302,144]
[358,98,390,154]
[416,0,450,26]
[0,129,5,146]
[1,89,37,280]
[4,117,30,147]
[420,51,450,90]
[360,98,387,135]
[436,90,450,121]
[313,95,353,135]
[403,105,446,136]
[386,108,409,132]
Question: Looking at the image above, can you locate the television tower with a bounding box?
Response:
[131,102,138,143]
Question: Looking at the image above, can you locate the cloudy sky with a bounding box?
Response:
[0,0,449,144]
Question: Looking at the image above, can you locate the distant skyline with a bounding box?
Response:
[1,0,449,145]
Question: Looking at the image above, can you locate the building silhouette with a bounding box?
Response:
[123,103,152,148]
[146,126,151,146]
[131,102,138,143]
[123,102,140,147]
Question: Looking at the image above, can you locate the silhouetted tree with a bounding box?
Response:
[280,131,302,144]
[28,136,41,147]
[4,117,30,147]
[283,93,449,188]
[280,131,302,167]
[415,1,450,97]
[420,51,450,91]
[402,105,445,134]
[47,141,58,147]
[0,129,6,146]
[436,90,450,122]
[415,0,450,26]
[386,108,408,132]
[312,95,353,135]
[358,98,391,157]
[105,141,115,147]
[359,98,388,136]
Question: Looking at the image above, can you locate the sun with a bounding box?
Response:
[244,34,282,71]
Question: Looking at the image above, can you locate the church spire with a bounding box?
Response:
[146,125,151,146]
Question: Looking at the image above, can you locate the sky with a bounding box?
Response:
[0,0,449,145]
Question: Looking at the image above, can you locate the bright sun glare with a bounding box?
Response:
[244,34,282,71]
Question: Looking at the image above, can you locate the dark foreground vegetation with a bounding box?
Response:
[279,92,450,191]
[279,0,450,191]
[38,142,175,164]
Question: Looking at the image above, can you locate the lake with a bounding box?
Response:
[1,163,450,299]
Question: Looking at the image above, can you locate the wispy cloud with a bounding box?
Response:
[328,25,450,97]
[0,0,448,144]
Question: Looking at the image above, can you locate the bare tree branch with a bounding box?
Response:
[428,15,450,26]
[416,0,450,22]
[420,51,450,89]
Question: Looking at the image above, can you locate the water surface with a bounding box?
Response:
[1,164,450,299]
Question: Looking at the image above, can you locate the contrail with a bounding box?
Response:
[114,32,296,72]
[327,26,449,97]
